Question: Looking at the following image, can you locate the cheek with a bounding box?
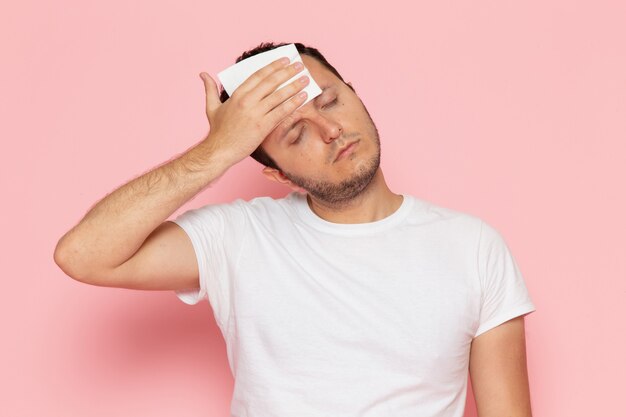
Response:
[287,150,331,176]
[337,103,364,127]
[296,151,314,164]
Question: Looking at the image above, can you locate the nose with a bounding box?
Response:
[311,112,343,144]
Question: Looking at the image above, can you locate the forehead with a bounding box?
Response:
[301,55,340,96]
[301,55,334,83]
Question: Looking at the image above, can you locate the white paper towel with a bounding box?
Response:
[217,43,322,110]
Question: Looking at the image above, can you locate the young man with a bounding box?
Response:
[54,42,536,417]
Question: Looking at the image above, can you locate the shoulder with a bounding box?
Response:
[404,194,484,237]
[240,192,298,212]
[219,192,302,226]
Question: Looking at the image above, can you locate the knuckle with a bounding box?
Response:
[254,62,275,80]
[274,67,292,83]
[292,79,304,91]
[267,71,283,86]
[285,97,298,110]
[236,95,249,108]
[249,68,263,80]
[281,113,295,126]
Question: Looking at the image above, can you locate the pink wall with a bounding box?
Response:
[2,0,624,415]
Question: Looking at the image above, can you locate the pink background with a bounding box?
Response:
[2,1,624,415]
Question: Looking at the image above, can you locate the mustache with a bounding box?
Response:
[334,132,361,148]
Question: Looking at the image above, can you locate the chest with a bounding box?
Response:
[228,227,480,381]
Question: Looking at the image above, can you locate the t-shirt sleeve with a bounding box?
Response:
[474,220,536,338]
[170,199,248,324]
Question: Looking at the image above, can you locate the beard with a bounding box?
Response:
[280,105,382,205]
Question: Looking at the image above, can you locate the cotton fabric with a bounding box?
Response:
[172,192,536,417]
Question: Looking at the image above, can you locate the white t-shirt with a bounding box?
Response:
[172,192,536,417]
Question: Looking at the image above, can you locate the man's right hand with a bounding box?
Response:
[200,57,310,166]
[54,57,310,291]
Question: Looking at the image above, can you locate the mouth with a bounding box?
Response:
[334,140,360,162]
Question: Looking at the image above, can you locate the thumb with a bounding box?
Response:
[200,72,220,116]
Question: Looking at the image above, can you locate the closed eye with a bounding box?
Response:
[291,125,305,145]
[322,98,338,109]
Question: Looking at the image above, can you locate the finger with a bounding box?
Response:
[200,72,220,115]
[261,73,309,114]
[266,90,308,130]
[231,57,290,99]
[248,61,305,104]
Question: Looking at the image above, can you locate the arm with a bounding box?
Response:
[53,139,229,289]
[53,57,309,290]
[469,316,533,417]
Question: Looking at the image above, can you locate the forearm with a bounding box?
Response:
[54,136,231,277]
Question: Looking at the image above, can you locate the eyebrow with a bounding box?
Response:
[317,85,334,97]
[277,86,335,141]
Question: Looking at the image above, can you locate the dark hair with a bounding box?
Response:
[218,42,352,171]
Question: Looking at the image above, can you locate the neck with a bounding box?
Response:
[305,168,403,224]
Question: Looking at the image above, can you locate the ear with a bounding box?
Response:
[261,167,307,193]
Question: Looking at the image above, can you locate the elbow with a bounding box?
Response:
[53,238,92,284]
[53,240,118,287]
[53,242,83,282]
